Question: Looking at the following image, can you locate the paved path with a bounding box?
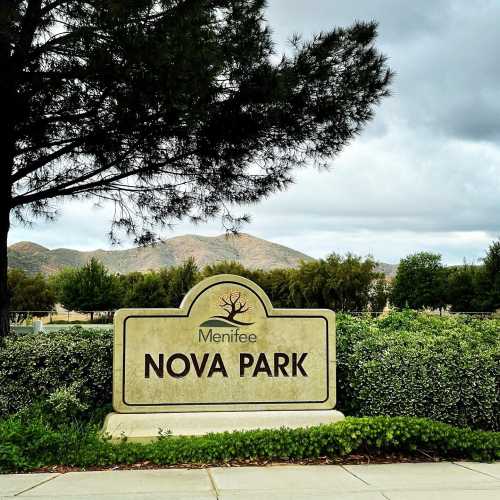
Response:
[1,462,499,499]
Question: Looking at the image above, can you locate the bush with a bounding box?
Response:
[0,328,112,417]
[0,415,498,473]
[1,313,498,432]
[337,311,500,431]
[43,382,90,425]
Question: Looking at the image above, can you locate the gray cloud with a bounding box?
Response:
[8,0,500,265]
[269,0,500,144]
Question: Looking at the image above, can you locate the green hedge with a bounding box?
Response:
[0,328,112,417]
[1,312,499,431]
[337,311,500,431]
[0,415,498,472]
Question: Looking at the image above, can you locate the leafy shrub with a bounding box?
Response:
[0,415,498,472]
[337,311,500,430]
[0,328,112,417]
[1,313,498,432]
[44,382,90,424]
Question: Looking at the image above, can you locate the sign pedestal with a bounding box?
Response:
[102,409,345,442]
[106,274,345,441]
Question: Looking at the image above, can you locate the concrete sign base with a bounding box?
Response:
[102,409,345,442]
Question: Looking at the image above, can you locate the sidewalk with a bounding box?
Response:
[1,462,499,499]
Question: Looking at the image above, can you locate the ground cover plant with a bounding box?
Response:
[0,411,498,473]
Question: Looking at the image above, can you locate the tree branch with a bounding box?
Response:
[40,0,69,17]
[12,148,197,207]
[12,0,43,68]
[11,137,86,182]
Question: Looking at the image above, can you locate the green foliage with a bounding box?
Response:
[119,271,168,308]
[476,240,500,312]
[337,311,500,430]
[160,258,200,307]
[8,269,55,320]
[0,328,112,417]
[117,259,200,308]
[391,252,447,310]
[43,383,90,426]
[446,263,482,312]
[369,276,391,312]
[54,259,122,317]
[290,254,382,311]
[202,261,260,281]
[0,415,498,473]
[256,268,296,308]
[3,314,498,434]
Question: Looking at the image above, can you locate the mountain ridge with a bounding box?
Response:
[8,234,398,277]
[7,234,315,276]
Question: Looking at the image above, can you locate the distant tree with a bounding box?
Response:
[258,268,295,308]
[201,261,295,307]
[290,253,381,312]
[116,271,144,297]
[202,261,258,281]
[391,252,447,311]
[8,268,55,322]
[120,271,167,309]
[161,258,200,307]
[475,239,500,312]
[369,276,391,313]
[446,263,481,312]
[49,267,74,296]
[289,260,327,308]
[55,258,121,320]
[0,0,392,342]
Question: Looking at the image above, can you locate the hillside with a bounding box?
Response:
[7,234,315,276]
[8,234,398,277]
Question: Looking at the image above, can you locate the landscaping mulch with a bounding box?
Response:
[30,451,453,474]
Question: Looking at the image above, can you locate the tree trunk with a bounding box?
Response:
[0,210,10,345]
[0,27,15,346]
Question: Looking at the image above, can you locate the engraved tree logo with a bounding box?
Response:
[208,290,254,325]
[219,291,251,321]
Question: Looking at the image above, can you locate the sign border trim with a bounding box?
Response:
[121,280,331,407]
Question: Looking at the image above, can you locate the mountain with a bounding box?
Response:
[8,234,399,277]
[376,262,398,278]
[7,234,315,276]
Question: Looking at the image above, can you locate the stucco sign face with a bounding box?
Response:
[113,274,336,413]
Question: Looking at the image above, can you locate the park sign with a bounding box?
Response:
[113,274,336,413]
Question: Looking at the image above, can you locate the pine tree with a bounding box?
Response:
[0,1,392,341]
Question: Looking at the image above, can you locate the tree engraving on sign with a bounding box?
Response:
[214,291,253,325]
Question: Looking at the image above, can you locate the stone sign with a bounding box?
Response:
[112,274,336,413]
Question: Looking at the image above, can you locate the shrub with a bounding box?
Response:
[44,382,90,425]
[337,311,500,431]
[1,313,498,432]
[0,328,112,417]
[0,415,498,473]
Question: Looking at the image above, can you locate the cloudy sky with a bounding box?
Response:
[9,0,500,264]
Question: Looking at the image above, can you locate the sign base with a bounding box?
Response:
[102,410,345,442]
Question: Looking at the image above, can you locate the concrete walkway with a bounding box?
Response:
[1,462,499,499]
